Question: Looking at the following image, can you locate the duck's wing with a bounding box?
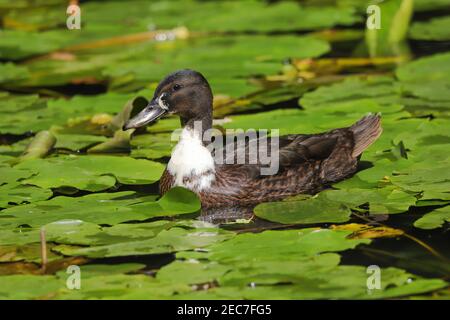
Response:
[213,133,337,178]
[214,114,382,179]
[278,134,338,167]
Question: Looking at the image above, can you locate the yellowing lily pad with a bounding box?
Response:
[331,223,404,239]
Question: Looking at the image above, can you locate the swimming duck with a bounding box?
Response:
[124,69,382,208]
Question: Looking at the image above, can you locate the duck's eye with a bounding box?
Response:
[172,84,182,91]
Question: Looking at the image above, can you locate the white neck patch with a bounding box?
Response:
[167,127,215,191]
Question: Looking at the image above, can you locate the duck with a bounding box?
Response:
[123,69,382,209]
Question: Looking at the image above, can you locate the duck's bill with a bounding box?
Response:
[123,102,167,130]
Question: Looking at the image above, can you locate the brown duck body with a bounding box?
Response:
[123,69,382,209]
[160,115,382,208]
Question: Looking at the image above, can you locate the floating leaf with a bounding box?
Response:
[254,194,351,225]
[175,228,446,299]
[130,133,175,159]
[414,206,450,230]
[193,228,370,263]
[0,165,34,185]
[324,187,417,214]
[14,155,165,191]
[102,35,330,98]
[410,16,450,41]
[0,187,199,228]
[0,62,30,83]
[54,223,234,258]
[396,52,450,102]
[0,275,62,299]
[53,134,108,151]
[0,183,52,208]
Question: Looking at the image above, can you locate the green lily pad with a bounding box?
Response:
[0,182,52,208]
[324,187,417,214]
[0,91,135,135]
[0,62,30,83]
[0,269,189,300]
[0,0,361,36]
[191,228,370,263]
[390,165,450,195]
[300,75,450,118]
[0,163,52,208]
[414,206,450,230]
[53,223,234,258]
[0,139,30,157]
[54,134,108,151]
[130,133,175,159]
[255,185,416,224]
[410,16,450,41]
[300,76,400,109]
[0,220,171,247]
[254,194,351,225]
[0,165,34,185]
[175,228,446,299]
[180,266,446,300]
[156,259,231,286]
[0,275,62,299]
[47,92,135,117]
[0,30,74,60]
[396,52,450,102]
[0,94,59,135]
[14,155,165,191]
[103,35,330,98]
[0,187,200,229]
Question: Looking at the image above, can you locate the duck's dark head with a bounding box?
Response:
[123,69,213,131]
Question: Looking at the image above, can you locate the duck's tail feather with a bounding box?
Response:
[350,113,382,157]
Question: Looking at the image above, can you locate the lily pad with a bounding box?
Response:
[414,206,450,230]
[102,35,330,98]
[410,16,450,41]
[175,228,446,299]
[324,187,417,214]
[14,155,165,191]
[193,228,370,263]
[0,183,52,208]
[0,275,62,299]
[396,52,450,102]
[54,223,234,258]
[54,134,108,151]
[0,62,30,83]
[254,194,351,225]
[0,187,199,229]
[130,133,175,159]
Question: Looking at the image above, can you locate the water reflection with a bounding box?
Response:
[199,205,254,225]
